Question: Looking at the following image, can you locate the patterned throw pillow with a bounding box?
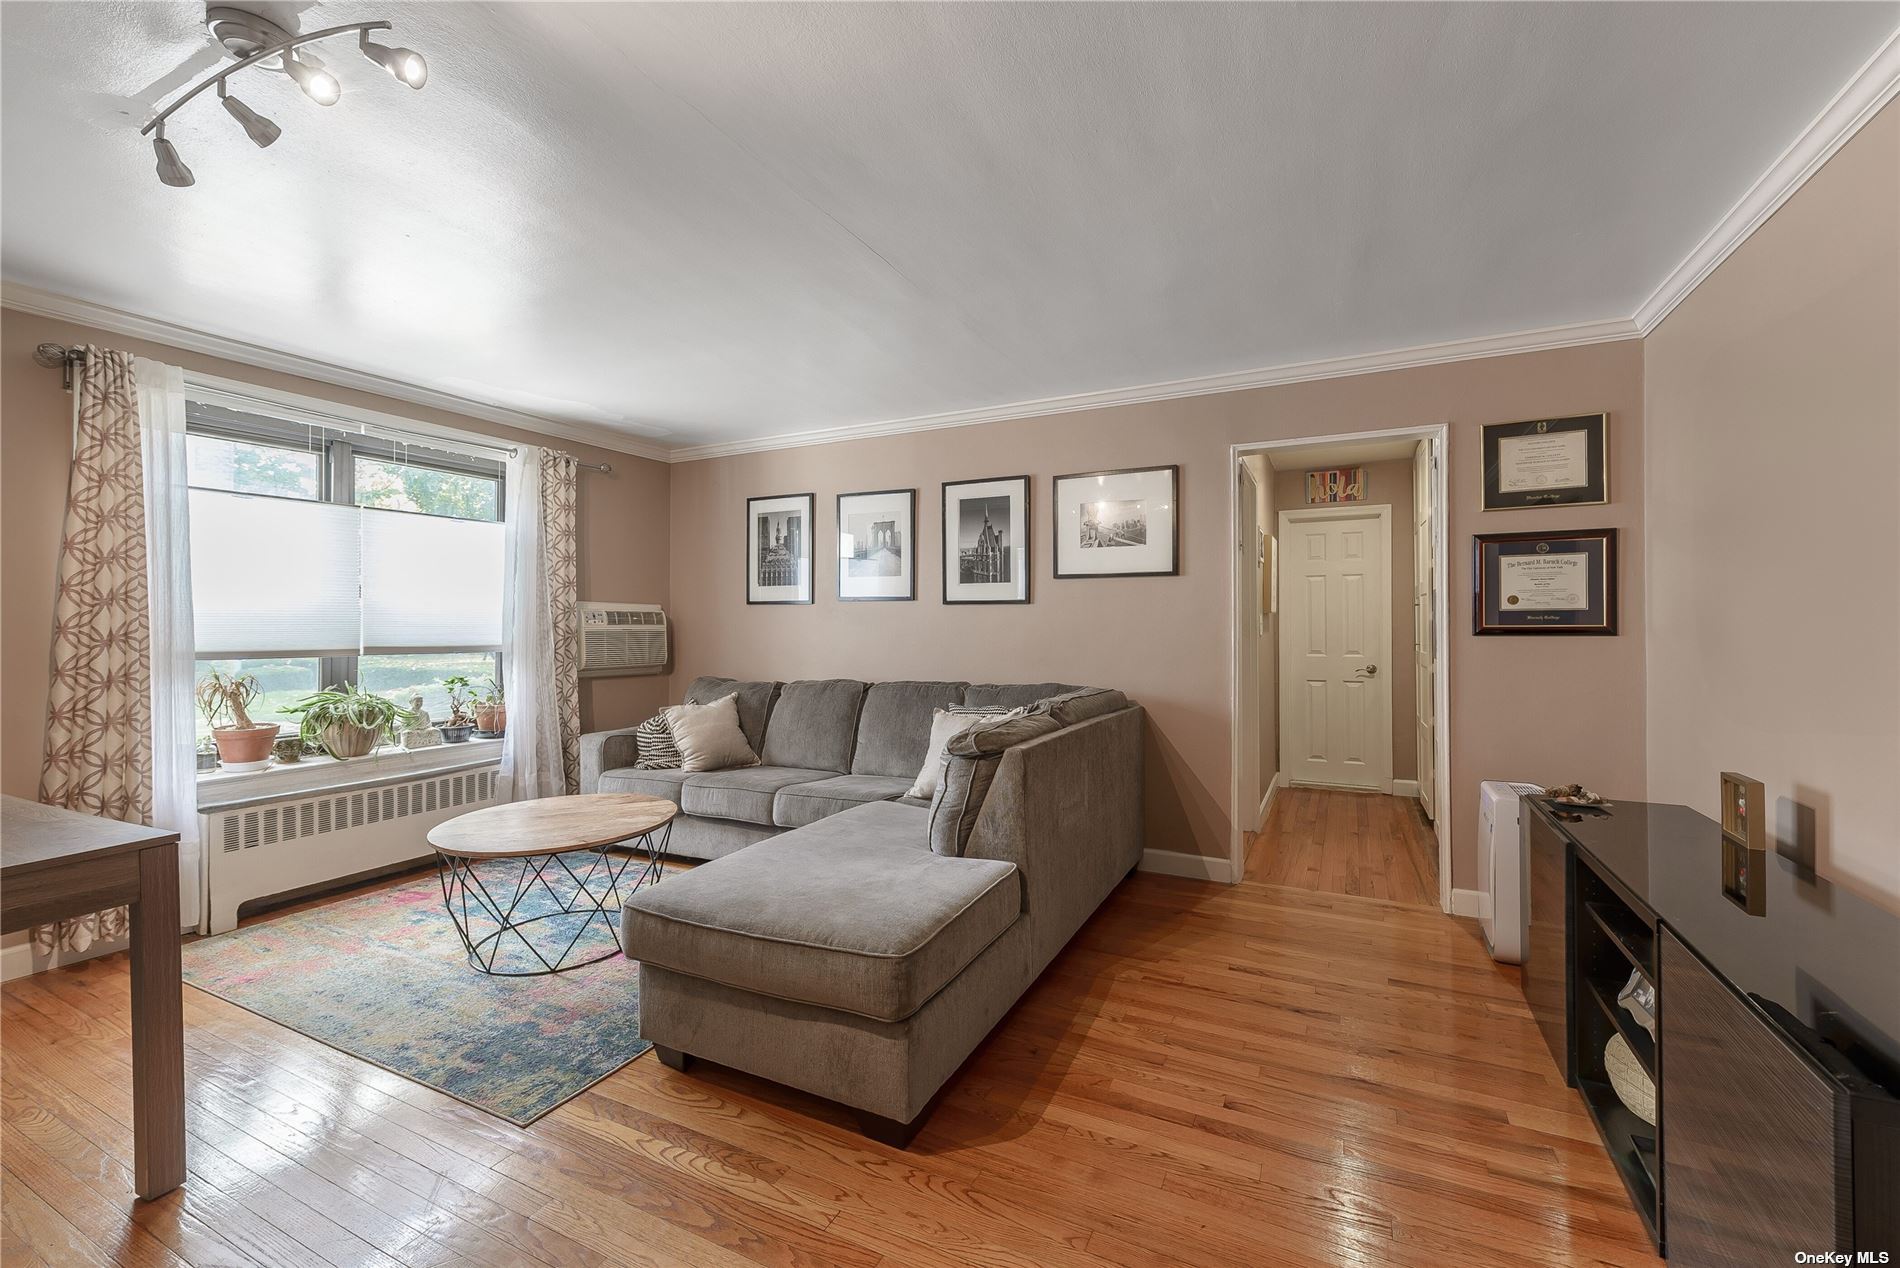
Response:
[633,714,681,769]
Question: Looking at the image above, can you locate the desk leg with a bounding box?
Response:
[130,842,185,1200]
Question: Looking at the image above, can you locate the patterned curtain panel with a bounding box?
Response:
[34,348,150,954]
[539,451,581,793]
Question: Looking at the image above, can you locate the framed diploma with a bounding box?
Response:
[1473,528,1617,635]
[1481,414,1607,511]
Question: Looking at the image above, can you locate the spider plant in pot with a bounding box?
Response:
[473,675,506,737]
[438,676,477,744]
[194,670,280,767]
[281,683,414,760]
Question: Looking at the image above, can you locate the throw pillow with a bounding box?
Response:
[944,708,1063,759]
[632,714,681,769]
[1031,686,1130,728]
[928,752,1002,857]
[664,693,760,773]
[906,706,1008,800]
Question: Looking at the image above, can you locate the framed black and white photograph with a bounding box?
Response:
[746,492,813,604]
[1473,528,1617,635]
[942,475,1029,604]
[1481,413,1608,511]
[837,488,915,601]
[1053,465,1179,578]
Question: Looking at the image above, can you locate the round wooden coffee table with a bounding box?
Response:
[426,793,677,976]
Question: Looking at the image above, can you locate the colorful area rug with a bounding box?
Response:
[181,869,650,1124]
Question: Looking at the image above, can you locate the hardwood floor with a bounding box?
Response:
[1,867,1659,1267]
[1244,786,1440,905]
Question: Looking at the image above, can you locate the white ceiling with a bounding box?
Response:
[3,3,1895,455]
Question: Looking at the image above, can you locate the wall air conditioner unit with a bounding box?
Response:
[578,602,668,677]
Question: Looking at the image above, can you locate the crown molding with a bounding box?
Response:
[1634,25,1900,335]
[666,316,1640,462]
[0,283,675,464]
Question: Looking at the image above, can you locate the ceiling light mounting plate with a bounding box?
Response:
[204,6,296,60]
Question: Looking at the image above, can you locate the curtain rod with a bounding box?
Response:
[31,350,615,474]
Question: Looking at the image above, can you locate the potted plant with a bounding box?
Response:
[273,735,305,764]
[438,676,476,744]
[195,736,218,773]
[281,683,414,760]
[194,669,279,768]
[473,675,506,737]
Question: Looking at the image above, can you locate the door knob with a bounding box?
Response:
[1357,664,1379,677]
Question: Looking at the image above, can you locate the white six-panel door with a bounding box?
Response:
[1278,506,1393,791]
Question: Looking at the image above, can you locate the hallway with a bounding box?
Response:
[1244,785,1440,906]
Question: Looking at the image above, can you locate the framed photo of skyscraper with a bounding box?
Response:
[746,492,814,604]
[1053,465,1179,578]
[942,476,1029,604]
[837,488,916,601]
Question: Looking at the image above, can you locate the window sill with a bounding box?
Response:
[197,738,503,811]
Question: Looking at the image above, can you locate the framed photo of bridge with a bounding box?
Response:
[1053,465,1179,579]
[746,492,813,604]
[837,488,916,602]
[942,475,1030,603]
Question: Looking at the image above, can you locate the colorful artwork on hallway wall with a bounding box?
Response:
[1304,466,1365,504]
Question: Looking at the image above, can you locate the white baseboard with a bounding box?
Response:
[0,933,129,983]
[1392,779,1420,798]
[1139,849,1236,884]
[1256,773,1279,829]
[1449,888,1486,919]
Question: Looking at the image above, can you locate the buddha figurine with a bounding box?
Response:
[401,695,444,750]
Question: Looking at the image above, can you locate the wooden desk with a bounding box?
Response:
[1,794,185,1200]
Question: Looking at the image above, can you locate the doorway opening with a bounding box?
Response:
[1229,425,1450,910]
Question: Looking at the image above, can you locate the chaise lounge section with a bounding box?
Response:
[579,677,1143,1144]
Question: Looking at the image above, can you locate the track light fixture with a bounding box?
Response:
[360,31,427,89]
[151,122,195,187]
[217,81,280,147]
[139,8,427,187]
[283,52,342,106]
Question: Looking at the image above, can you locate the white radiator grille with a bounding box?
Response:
[214,769,498,854]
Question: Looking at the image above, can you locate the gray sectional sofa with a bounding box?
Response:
[577,676,1144,1146]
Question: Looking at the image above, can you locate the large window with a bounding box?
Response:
[185,394,505,739]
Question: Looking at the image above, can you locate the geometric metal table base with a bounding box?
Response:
[435,821,672,976]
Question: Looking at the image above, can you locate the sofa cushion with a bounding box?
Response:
[684,676,780,754]
[759,679,868,773]
[621,802,1018,1022]
[681,766,836,826]
[928,753,1001,858]
[1030,686,1130,728]
[773,774,913,829]
[849,681,969,777]
[906,706,1009,799]
[962,682,1082,711]
[596,767,692,801]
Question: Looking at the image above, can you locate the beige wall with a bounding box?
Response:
[1645,101,1899,914]
[1271,458,1418,782]
[668,339,1647,884]
[0,308,673,801]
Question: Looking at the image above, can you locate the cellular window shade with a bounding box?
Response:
[360,506,504,653]
[188,489,361,656]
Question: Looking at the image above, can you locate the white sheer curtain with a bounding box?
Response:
[136,358,201,930]
[500,445,566,800]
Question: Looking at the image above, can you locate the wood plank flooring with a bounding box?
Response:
[2,864,1659,1267]
[1245,786,1440,906]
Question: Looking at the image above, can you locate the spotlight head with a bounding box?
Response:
[284,53,341,106]
[152,126,194,187]
[360,33,427,89]
[218,85,281,148]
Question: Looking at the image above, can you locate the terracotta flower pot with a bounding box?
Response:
[211,723,278,765]
[474,703,506,734]
[320,721,381,760]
